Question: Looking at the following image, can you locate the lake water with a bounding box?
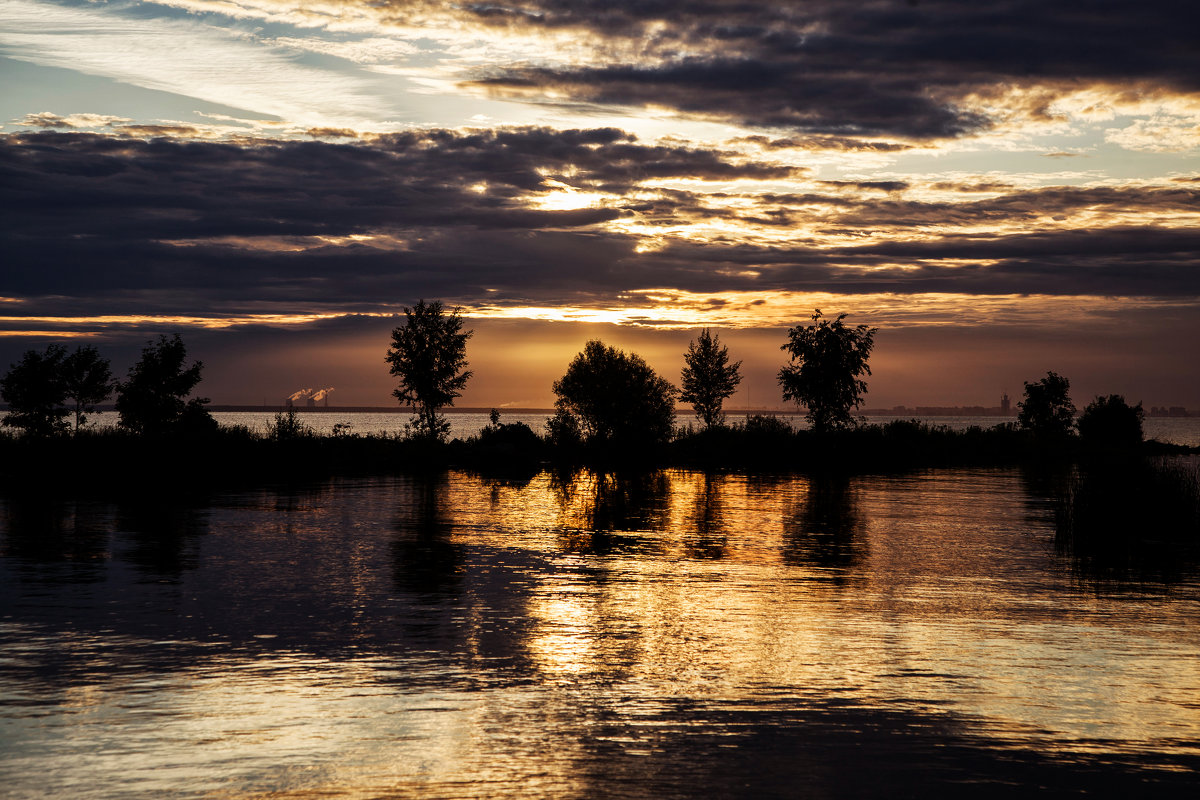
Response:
[203,411,1200,447]
[2,469,1199,797]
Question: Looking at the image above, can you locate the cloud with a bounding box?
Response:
[267,36,418,64]
[14,111,132,129]
[468,58,988,140]
[453,0,1200,139]
[0,0,390,127]
[1105,114,1200,153]
[0,128,790,312]
[16,1,1198,147]
[2,128,1198,335]
[819,180,910,193]
[79,1,1200,143]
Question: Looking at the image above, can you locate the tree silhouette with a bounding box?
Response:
[385,300,473,441]
[778,310,877,432]
[1078,393,1142,449]
[62,345,113,433]
[552,340,676,448]
[116,334,213,435]
[1017,371,1075,438]
[0,344,69,437]
[680,328,742,428]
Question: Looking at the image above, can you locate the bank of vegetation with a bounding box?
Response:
[2,304,1197,557]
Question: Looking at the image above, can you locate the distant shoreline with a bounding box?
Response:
[203,405,1021,416]
[205,405,556,414]
[204,406,1195,418]
[3,404,1194,418]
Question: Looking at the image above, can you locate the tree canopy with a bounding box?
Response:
[116,334,214,436]
[680,328,742,428]
[0,345,70,437]
[1017,371,1076,438]
[385,300,473,440]
[1078,393,1143,449]
[62,345,113,432]
[551,340,677,448]
[778,310,877,432]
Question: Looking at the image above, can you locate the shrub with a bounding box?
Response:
[552,340,677,449]
[1078,394,1143,449]
[268,408,313,440]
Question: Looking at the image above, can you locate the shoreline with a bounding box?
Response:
[3,420,1197,497]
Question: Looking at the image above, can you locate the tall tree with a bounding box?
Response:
[385,300,473,440]
[1017,371,1075,438]
[0,344,69,437]
[62,345,113,433]
[116,334,213,435]
[680,328,742,428]
[778,310,877,432]
[552,340,677,448]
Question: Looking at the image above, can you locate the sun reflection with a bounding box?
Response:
[524,591,597,677]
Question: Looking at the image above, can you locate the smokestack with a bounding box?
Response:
[310,387,335,407]
[287,387,314,407]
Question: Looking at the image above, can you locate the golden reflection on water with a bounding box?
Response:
[3,468,1200,797]
[405,469,1200,753]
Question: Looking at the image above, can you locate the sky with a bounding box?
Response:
[2,0,1199,410]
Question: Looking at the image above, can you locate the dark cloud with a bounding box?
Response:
[0,127,786,234]
[826,185,1200,228]
[456,0,1200,138]
[2,130,1198,325]
[0,129,788,313]
[929,181,1016,193]
[116,124,204,138]
[733,135,914,153]
[472,58,986,139]
[649,225,1200,297]
[305,127,363,139]
[819,180,910,193]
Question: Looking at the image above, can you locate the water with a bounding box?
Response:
[202,411,1200,447]
[2,469,1199,797]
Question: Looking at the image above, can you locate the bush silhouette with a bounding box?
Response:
[268,408,313,440]
[552,340,677,449]
[1078,394,1143,449]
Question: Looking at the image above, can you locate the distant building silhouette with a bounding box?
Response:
[1000,392,1011,416]
[1149,406,1193,418]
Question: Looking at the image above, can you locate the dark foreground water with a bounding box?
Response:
[2,469,1198,798]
